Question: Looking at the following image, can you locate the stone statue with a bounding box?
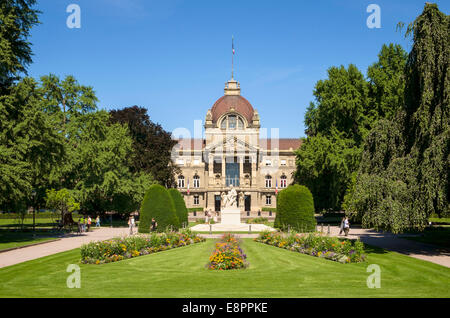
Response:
[220,192,226,208]
[223,185,238,208]
[239,192,244,207]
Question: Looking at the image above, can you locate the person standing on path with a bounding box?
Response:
[151,218,157,232]
[343,217,350,236]
[128,216,135,235]
[87,216,92,232]
[95,215,100,227]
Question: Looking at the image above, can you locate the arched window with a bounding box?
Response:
[280,175,287,188]
[220,114,245,130]
[265,175,272,188]
[193,175,200,188]
[178,175,185,188]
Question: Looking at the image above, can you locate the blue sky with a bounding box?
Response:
[28,0,449,138]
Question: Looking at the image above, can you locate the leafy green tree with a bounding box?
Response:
[109,106,178,187]
[45,188,80,224]
[61,110,155,216]
[0,0,40,89]
[40,74,98,133]
[346,3,449,232]
[367,44,408,121]
[296,45,408,212]
[0,78,65,211]
[294,133,361,211]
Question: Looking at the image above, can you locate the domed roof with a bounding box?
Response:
[210,94,254,124]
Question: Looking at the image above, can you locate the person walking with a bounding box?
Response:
[87,216,92,232]
[338,217,345,235]
[151,218,157,232]
[128,215,135,235]
[343,216,350,236]
[95,215,100,227]
[82,216,87,232]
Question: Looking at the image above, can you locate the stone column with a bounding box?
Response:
[239,155,244,187]
[221,155,226,187]
[251,155,257,187]
[208,154,214,186]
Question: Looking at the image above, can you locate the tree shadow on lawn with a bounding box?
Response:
[357,228,450,258]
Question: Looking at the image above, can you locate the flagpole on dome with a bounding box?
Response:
[231,35,235,80]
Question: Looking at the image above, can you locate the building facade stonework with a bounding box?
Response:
[173,77,301,218]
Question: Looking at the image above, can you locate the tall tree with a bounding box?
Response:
[109,106,179,187]
[0,77,65,211]
[295,64,369,211]
[296,45,408,212]
[40,74,98,133]
[63,110,155,215]
[346,3,449,232]
[0,0,40,90]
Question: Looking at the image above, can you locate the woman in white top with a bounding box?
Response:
[343,217,350,236]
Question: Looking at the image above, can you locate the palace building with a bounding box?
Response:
[173,76,301,218]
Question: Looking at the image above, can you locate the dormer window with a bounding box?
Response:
[220,114,245,130]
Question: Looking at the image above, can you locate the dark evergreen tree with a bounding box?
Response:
[109,106,179,187]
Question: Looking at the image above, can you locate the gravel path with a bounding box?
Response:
[0,227,129,269]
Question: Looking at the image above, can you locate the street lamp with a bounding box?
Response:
[31,189,37,235]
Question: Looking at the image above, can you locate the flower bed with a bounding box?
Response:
[208,233,248,270]
[255,231,366,263]
[81,229,205,264]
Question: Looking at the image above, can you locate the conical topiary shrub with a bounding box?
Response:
[138,184,180,233]
[275,184,316,232]
[168,188,189,228]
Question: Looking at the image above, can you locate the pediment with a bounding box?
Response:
[205,136,259,154]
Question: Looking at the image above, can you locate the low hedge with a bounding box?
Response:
[255,231,366,263]
[81,229,205,264]
[0,212,81,219]
[207,233,248,270]
[188,207,204,212]
[261,207,277,212]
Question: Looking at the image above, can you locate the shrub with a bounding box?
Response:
[275,185,316,232]
[138,184,180,233]
[246,217,269,224]
[168,189,189,228]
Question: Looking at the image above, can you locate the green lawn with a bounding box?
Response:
[0,231,59,251]
[0,238,449,297]
[404,226,450,248]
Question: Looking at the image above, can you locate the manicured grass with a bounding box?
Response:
[429,218,450,224]
[0,231,59,251]
[404,227,450,248]
[0,238,449,297]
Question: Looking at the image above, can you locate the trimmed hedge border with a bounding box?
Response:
[81,229,205,264]
[255,231,366,263]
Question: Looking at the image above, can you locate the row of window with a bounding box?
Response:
[176,159,292,167]
[190,195,273,206]
[177,175,287,189]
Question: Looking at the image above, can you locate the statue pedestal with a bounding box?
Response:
[220,207,241,225]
